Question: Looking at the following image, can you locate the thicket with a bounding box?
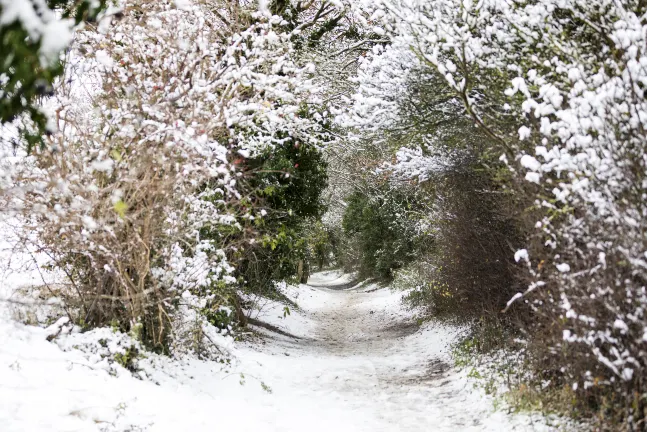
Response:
[305,221,337,272]
[1,0,347,355]
[337,72,528,350]
[337,0,647,428]
[340,185,422,280]
[231,137,328,305]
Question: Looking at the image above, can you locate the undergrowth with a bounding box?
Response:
[451,333,587,430]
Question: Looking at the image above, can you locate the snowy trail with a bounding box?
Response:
[0,269,559,431]
[242,271,557,432]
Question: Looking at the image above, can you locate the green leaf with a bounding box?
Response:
[113,200,128,218]
[110,148,123,162]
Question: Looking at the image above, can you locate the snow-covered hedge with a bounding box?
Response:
[342,0,647,426]
[5,0,329,353]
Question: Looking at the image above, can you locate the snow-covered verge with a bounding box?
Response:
[1,260,572,431]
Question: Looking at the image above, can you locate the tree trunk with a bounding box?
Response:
[233,294,248,327]
[297,259,304,283]
[300,260,310,284]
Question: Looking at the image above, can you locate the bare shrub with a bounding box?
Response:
[7,0,321,352]
[22,133,234,349]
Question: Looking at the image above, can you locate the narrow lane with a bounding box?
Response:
[247,270,556,431]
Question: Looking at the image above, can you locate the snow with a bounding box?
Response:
[306,269,355,287]
[514,249,529,263]
[90,158,114,172]
[613,319,629,333]
[39,19,74,64]
[518,126,532,140]
[173,0,193,11]
[520,155,541,171]
[506,293,523,309]
[525,172,541,184]
[94,50,115,69]
[0,259,564,431]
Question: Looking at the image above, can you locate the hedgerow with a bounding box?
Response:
[336,0,647,427]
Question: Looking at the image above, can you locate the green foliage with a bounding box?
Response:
[232,139,328,296]
[0,0,107,150]
[248,138,327,220]
[341,186,422,279]
[114,345,140,373]
[202,305,235,333]
[304,221,336,271]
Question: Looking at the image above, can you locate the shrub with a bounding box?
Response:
[10,0,328,352]
[344,59,529,336]
[305,221,337,271]
[341,185,422,279]
[0,0,106,149]
[229,137,328,297]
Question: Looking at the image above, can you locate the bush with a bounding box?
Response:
[0,0,106,149]
[229,136,328,297]
[423,170,525,324]
[341,185,423,279]
[305,221,337,271]
[343,61,529,339]
[10,0,329,353]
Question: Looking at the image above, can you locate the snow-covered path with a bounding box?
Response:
[0,269,559,431]
[242,270,556,431]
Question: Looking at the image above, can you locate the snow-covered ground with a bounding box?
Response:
[1,261,563,431]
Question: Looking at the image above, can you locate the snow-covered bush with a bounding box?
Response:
[341,44,526,339]
[0,0,107,148]
[8,0,330,353]
[342,0,647,425]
